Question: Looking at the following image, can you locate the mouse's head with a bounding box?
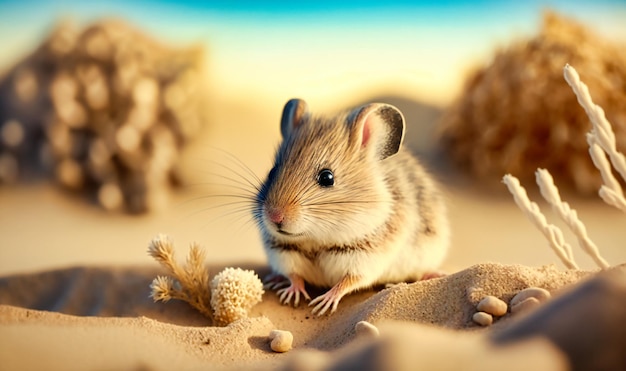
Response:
[255,98,405,245]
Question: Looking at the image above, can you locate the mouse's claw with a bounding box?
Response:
[310,275,360,316]
[276,274,310,307]
[263,272,290,290]
[309,290,342,316]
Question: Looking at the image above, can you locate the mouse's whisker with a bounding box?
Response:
[205,160,262,193]
[206,146,264,187]
[301,200,385,207]
[183,175,260,195]
[181,200,254,220]
[190,172,259,195]
[195,202,256,225]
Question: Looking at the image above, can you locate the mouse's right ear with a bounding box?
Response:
[280,98,309,138]
[348,103,405,161]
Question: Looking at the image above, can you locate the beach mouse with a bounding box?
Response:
[255,98,450,315]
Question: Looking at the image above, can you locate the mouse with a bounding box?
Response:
[254,98,450,315]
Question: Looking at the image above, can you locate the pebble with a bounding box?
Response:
[472,311,493,326]
[510,287,551,307]
[476,295,508,316]
[510,297,541,314]
[269,329,293,353]
[355,320,380,338]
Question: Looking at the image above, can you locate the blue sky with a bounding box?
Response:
[0,0,624,106]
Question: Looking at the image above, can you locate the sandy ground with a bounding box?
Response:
[1,88,625,369]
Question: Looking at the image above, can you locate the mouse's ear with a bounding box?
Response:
[348,103,405,160]
[280,98,309,138]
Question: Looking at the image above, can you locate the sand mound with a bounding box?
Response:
[3,261,618,370]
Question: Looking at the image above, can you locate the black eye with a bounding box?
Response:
[317,169,334,187]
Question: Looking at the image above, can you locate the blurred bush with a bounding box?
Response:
[0,19,208,213]
[438,11,626,195]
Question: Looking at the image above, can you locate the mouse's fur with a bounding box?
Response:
[254,98,450,315]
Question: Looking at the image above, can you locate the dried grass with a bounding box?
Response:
[147,234,213,319]
[502,64,624,270]
[148,234,264,326]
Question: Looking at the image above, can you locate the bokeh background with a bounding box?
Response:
[1,0,625,276]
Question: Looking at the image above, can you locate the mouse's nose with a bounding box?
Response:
[266,207,284,226]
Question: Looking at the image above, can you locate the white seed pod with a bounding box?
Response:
[476,296,508,317]
[269,330,293,353]
[355,321,380,338]
[510,287,551,307]
[510,297,541,314]
[472,311,493,326]
[210,267,264,326]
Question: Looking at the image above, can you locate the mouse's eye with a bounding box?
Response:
[317,169,334,187]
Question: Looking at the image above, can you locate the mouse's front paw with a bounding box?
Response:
[263,272,290,290]
[309,291,341,316]
[276,274,311,307]
[309,275,359,316]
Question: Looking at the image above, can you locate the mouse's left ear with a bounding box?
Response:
[348,103,405,160]
[280,98,309,138]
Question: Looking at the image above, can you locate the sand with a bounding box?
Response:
[1,262,624,370]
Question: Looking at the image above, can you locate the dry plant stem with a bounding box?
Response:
[502,174,579,269]
[182,244,212,317]
[535,169,610,269]
[148,235,213,319]
[147,236,188,280]
[587,134,626,211]
[564,64,626,211]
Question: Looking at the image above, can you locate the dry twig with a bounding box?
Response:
[564,64,626,211]
[502,174,578,269]
[535,169,609,269]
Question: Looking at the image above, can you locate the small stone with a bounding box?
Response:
[269,329,293,353]
[511,297,541,314]
[476,295,508,317]
[355,320,380,338]
[510,287,551,307]
[472,311,493,326]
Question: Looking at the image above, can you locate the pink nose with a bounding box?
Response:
[267,208,284,225]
